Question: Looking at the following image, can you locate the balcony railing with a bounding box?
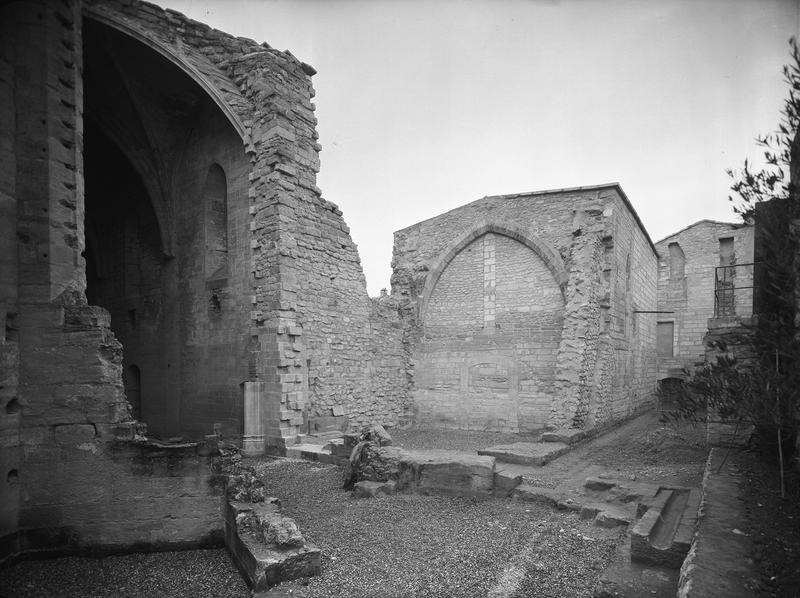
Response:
[713,262,763,318]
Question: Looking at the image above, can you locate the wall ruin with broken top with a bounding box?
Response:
[0,0,412,562]
[391,185,659,433]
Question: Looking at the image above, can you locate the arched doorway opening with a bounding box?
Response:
[82,16,249,439]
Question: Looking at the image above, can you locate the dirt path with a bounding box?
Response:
[529,411,708,488]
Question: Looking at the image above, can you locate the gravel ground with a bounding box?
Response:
[251,459,621,598]
[0,548,248,598]
[0,413,705,598]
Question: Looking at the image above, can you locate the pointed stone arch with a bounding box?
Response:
[418,221,568,321]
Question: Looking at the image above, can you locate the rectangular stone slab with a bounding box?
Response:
[356,446,496,497]
[478,442,569,466]
[411,449,496,496]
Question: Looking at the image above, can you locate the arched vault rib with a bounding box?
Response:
[83,7,246,140]
[418,221,569,321]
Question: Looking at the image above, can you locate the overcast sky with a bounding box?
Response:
[156,0,800,295]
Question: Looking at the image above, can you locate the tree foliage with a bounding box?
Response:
[667,39,800,469]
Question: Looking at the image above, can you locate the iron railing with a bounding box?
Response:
[713,261,764,317]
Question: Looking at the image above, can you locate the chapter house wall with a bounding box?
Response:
[414,232,564,432]
[393,193,584,432]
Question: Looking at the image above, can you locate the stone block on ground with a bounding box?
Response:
[286,444,334,464]
[224,500,321,591]
[363,422,392,446]
[541,428,587,445]
[353,480,397,498]
[584,476,616,492]
[325,438,352,460]
[414,450,495,497]
[494,466,523,497]
[350,444,496,497]
[512,484,564,507]
[594,505,633,528]
[478,442,570,466]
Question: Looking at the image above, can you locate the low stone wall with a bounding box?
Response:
[5,427,225,561]
[677,448,755,598]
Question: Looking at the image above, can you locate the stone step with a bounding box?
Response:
[477,442,570,466]
[541,428,588,445]
[512,483,564,507]
[493,465,523,497]
[295,430,344,446]
[285,443,336,464]
[631,488,700,568]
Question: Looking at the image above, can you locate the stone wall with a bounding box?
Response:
[1,0,379,561]
[391,185,658,432]
[655,221,754,380]
[2,0,416,563]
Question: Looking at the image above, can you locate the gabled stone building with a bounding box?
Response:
[654,220,754,382]
[391,184,659,433]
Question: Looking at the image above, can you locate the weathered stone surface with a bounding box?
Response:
[493,467,523,496]
[225,500,320,591]
[353,480,396,498]
[594,506,632,528]
[286,444,334,464]
[255,513,305,548]
[364,422,392,446]
[631,488,697,568]
[478,442,570,466]
[541,428,586,444]
[350,443,496,497]
[415,450,495,496]
[512,484,564,507]
[584,476,616,491]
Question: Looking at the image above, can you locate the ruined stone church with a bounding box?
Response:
[0,0,659,561]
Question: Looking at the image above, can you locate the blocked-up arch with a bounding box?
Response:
[419,222,568,321]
